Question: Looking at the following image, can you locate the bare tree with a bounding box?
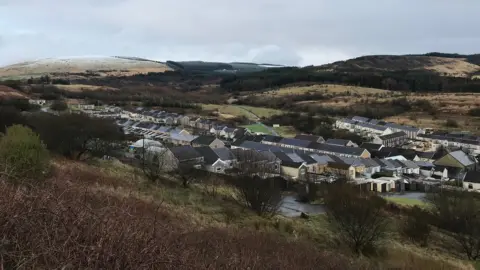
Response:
[141,148,173,183]
[228,149,282,217]
[323,182,389,255]
[426,190,480,260]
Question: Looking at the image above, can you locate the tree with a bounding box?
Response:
[323,183,389,255]
[445,119,459,128]
[402,206,431,246]
[50,100,68,111]
[140,147,174,183]
[0,125,49,183]
[28,113,124,160]
[426,190,480,260]
[0,106,26,133]
[228,149,282,217]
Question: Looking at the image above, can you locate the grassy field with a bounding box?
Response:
[273,126,297,137]
[384,196,427,207]
[249,84,392,97]
[55,84,118,92]
[242,123,273,134]
[201,104,283,120]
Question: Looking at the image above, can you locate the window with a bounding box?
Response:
[468,184,473,189]
[216,167,222,172]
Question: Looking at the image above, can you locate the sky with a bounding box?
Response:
[1,0,479,67]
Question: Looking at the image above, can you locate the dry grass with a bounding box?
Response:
[202,104,283,120]
[424,57,480,77]
[0,85,27,99]
[251,84,390,97]
[55,84,119,92]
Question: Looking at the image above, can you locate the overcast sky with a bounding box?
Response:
[1,0,479,66]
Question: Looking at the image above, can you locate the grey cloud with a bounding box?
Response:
[0,0,479,66]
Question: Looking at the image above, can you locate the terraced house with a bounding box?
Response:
[373,131,408,147]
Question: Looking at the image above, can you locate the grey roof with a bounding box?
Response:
[296,152,318,164]
[385,123,420,132]
[379,131,407,140]
[388,159,405,168]
[360,158,381,167]
[191,135,218,146]
[338,156,364,167]
[356,121,389,131]
[448,150,475,167]
[398,159,420,169]
[294,134,324,142]
[237,141,287,153]
[170,133,197,142]
[309,154,335,164]
[279,138,312,148]
[360,143,383,151]
[213,147,236,161]
[338,118,357,124]
[463,171,480,183]
[368,119,380,125]
[309,142,367,157]
[170,145,203,161]
[325,139,352,146]
[415,161,435,168]
[262,135,284,143]
[194,146,219,165]
[352,116,370,122]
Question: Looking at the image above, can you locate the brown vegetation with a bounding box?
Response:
[0,85,27,99]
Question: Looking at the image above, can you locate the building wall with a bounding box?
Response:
[281,166,301,179]
[360,150,371,159]
[463,182,480,190]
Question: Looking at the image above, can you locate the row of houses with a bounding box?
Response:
[336,116,424,140]
[417,132,480,153]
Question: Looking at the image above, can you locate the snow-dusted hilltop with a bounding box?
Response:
[0,56,170,78]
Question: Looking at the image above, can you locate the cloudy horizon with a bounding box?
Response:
[1,0,479,67]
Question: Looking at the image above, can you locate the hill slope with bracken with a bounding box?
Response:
[316,54,480,78]
[0,85,27,99]
[0,56,171,79]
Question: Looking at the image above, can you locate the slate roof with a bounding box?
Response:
[338,156,364,167]
[309,154,334,164]
[170,133,198,143]
[388,159,404,168]
[338,118,357,125]
[448,150,475,167]
[385,123,420,132]
[368,119,380,125]
[294,134,324,143]
[191,135,218,146]
[352,116,370,122]
[262,135,284,143]
[194,146,219,165]
[296,152,318,164]
[279,138,312,148]
[327,162,352,170]
[415,151,436,159]
[170,145,203,162]
[309,142,367,157]
[213,147,236,161]
[356,121,389,131]
[398,159,420,169]
[325,139,352,146]
[237,141,287,153]
[415,161,435,168]
[379,131,407,140]
[360,158,381,168]
[360,143,383,151]
[463,171,480,183]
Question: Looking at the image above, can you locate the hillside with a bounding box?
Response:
[317,54,480,78]
[0,85,27,99]
[0,56,171,79]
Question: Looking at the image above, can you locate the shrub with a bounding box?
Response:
[50,100,68,111]
[402,206,431,246]
[0,125,49,183]
[445,119,459,128]
[468,107,480,116]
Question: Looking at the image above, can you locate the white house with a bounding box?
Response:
[462,171,480,191]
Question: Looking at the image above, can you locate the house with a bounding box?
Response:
[384,123,423,139]
[273,152,306,180]
[194,146,234,174]
[191,135,225,148]
[210,125,227,136]
[261,135,284,145]
[278,138,312,150]
[179,115,190,127]
[325,139,357,147]
[220,127,237,140]
[169,133,198,145]
[433,150,476,171]
[336,156,366,175]
[325,162,356,180]
[352,116,370,123]
[231,149,281,177]
[309,142,371,158]
[188,117,199,127]
[360,158,381,177]
[397,160,420,175]
[360,143,384,152]
[373,131,408,147]
[294,134,325,143]
[169,145,204,169]
[354,122,393,137]
[335,118,357,130]
[213,147,237,167]
[197,119,213,130]
[28,99,46,106]
[462,171,480,190]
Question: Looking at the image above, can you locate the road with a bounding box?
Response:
[237,106,279,136]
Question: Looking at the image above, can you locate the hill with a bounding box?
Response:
[317,54,480,78]
[0,85,27,99]
[0,56,171,79]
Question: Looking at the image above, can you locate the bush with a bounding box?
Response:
[468,107,480,116]
[402,206,431,246]
[0,125,49,183]
[445,119,459,128]
[50,100,68,111]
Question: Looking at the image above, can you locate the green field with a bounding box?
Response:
[384,196,427,207]
[242,124,273,135]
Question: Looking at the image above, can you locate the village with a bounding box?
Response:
[30,99,480,194]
